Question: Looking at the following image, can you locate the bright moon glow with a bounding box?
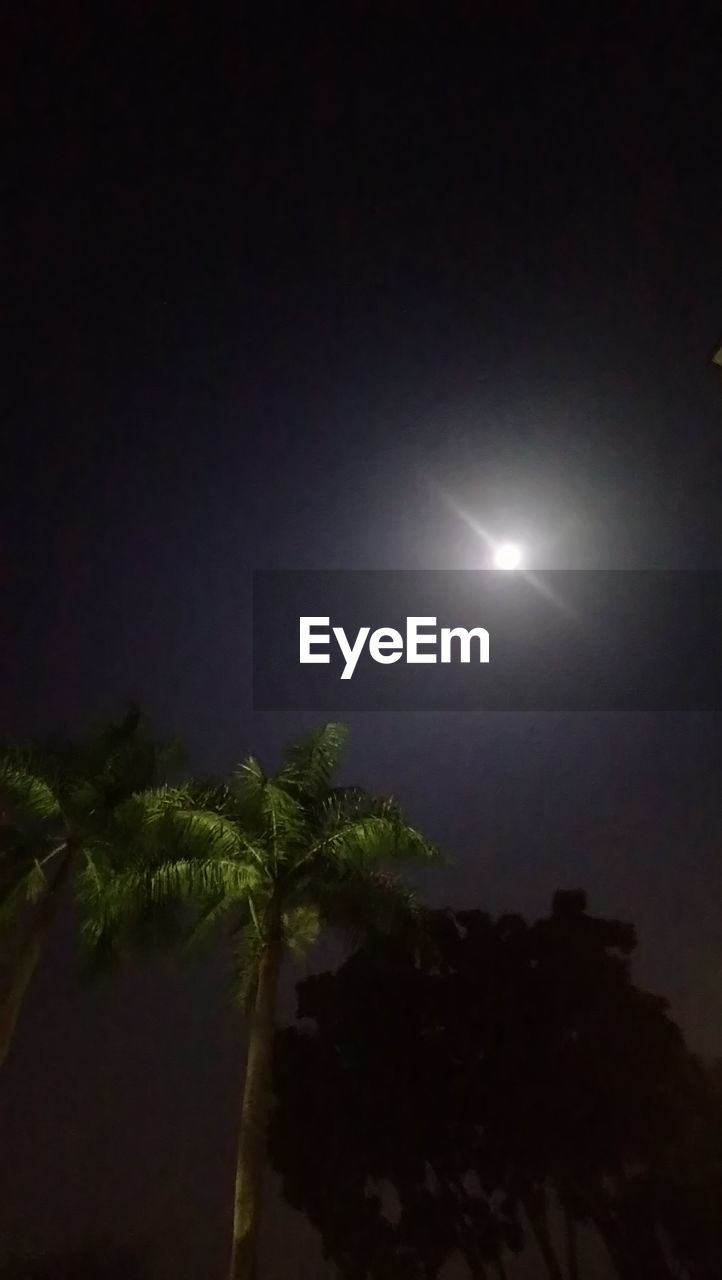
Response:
[494,542,522,570]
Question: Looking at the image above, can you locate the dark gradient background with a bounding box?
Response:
[2,4,722,1277]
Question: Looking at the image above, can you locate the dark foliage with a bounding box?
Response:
[0,1246,145,1279]
[270,891,722,1279]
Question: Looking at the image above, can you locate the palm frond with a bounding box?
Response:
[283,904,322,956]
[108,788,243,867]
[61,708,182,826]
[314,866,426,946]
[77,851,261,966]
[0,856,51,928]
[188,778,234,813]
[0,739,64,790]
[184,893,240,953]
[231,759,306,855]
[78,878,188,973]
[277,722,348,798]
[310,810,437,872]
[0,760,62,827]
[231,756,266,804]
[183,869,269,955]
[98,855,258,918]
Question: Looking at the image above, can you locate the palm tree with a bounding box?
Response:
[80,723,438,1280]
[0,708,174,1067]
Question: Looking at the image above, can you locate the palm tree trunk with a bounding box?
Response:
[228,930,283,1280]
[563,1204,581,1280]
[0,843,73,1069]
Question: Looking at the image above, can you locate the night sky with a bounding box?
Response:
[3,5,722,1277]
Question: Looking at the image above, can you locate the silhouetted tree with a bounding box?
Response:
[610,1057,722,1280]
[270,892,715,1279]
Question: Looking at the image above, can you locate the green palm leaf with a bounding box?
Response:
[277,722,348,798]
[0,761,62,826]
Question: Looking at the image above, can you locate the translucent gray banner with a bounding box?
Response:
[253,571,722,711]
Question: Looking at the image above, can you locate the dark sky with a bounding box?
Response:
[2,4,722,1277]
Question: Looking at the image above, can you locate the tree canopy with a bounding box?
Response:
[270,891,722,1280]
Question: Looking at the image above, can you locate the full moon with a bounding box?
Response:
[494,542,522,570]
